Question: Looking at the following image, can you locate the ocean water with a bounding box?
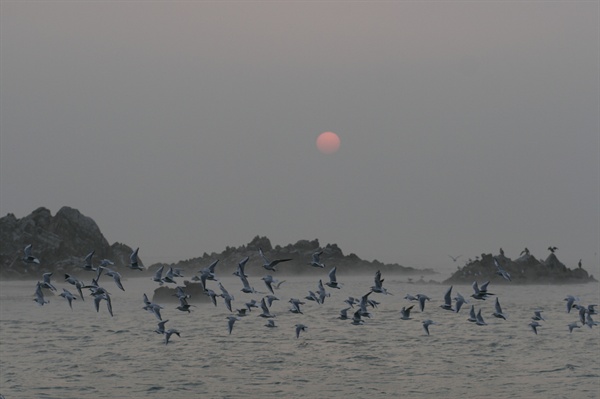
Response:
[0,274,598,399]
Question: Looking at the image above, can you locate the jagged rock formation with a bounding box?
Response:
[0,206,140,279]
[444,250,596,285]
[147,235,435,278]
[148,236,437,300]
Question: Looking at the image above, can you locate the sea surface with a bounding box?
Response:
[0,274,598,399]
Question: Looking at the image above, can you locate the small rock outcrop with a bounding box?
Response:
[152,280,209,303]
[0,206,140,279]
[444,250,596,284]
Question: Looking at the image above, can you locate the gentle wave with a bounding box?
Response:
[0,277,598,398]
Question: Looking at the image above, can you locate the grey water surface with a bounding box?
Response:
[1,276,598,399]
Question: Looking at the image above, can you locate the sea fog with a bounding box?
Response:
[0,275,598,399]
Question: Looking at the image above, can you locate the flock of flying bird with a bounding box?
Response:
[24,243,599,344]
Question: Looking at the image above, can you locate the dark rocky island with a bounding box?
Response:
[1,207,595,288]
[0,206,140,279]
[444,250,596,285]
[0,207,434,282]
[147,234,435,279]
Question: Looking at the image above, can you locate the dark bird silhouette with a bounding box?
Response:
[448,254,462,262]
[259,248,292,271]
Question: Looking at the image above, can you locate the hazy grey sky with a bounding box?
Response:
[1,1,598,276]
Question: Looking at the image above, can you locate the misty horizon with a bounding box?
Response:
[1,2,598,277]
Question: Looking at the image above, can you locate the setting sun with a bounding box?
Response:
[316,131,341,154]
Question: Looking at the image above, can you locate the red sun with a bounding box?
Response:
[316,132,341,154]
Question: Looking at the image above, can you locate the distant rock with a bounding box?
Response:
[0,206,140,279]
[0,207,434,281]
[147,235,436,278]
[444,250,596,285]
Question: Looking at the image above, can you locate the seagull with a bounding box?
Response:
[520,247,530,256]
[294,324,307,338]
[532,310,545,321]
[305,290,321,304]
[143,293,163,321]
[371,270,391,295]
[227,316,241,335]
[40,272,57,292]
[233,256,249,278]
[176,297,194,313]
[164,329,180,345]
[259,297,276,318]
[265,295,279,307]
[83,277,103,295]
[493,257,511,281]
[338,307,351,320]
[585,314,598,328]
[400,305,414,320]
[357,292,373,318]
[440,286,454,311]
[264,319,277,328]
[453,292,468,313]
[548,246,558,253]
[467,305,477,322]
[479,281,493,295]
[567,322,580,333]
[492,298,506,320]
[351,310,365,325]
[262,275,277,295]
[162,267,178,284]
[245,299,260,312]
[102,267,125,291]
[367,298,380,309]
[404,294,418,302]
[475,309,487,326]
[98,259,114,268]
[218,283,234,312]
[128,248,144,271]
[155,319,169,335]
[273,280,286,290]
[344,296,359,308]
[575,305,588,324]
[471,281,493,300]
[309,250,325,268]
[33,282,49,306]
[325,267,341,289]
[59,288,77,309]
[289,298,304,314]
[316,279,330,304]
[529,321,541,335]
[204,288,221,307]
[81,251,97,271]
[152,265,165,285]
[564,295,578,313]
[448,254,462,262]
[199,260,219,287]
[93,292,113,317]
[22,244,40,264]
[239,274,259,294]
[416,294,430,312]
[422,319,435,336]
[65,274,86,301]
[171,268,184,277]
[235,308,248,317]
[259,248,292,271]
